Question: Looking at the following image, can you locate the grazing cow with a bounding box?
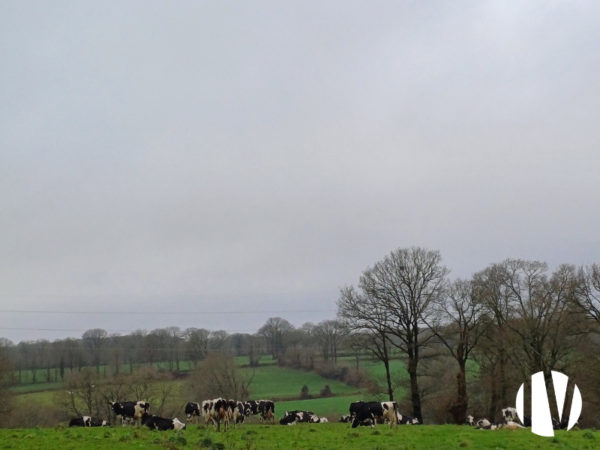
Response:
[68,416,108,427]
[351,403,376,428]
[185,402,201,422]
[258,400,275,423]
[350,401,398,427]
[244,400,259,417]
[206,398,230,431]
[349,401,365,418]
[201,400,214,425]
[230,401,246,425]
[243,399,275,423]
[142,414,186,431]
[109,401,150,426]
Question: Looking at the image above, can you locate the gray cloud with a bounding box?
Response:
[1,1,599,342]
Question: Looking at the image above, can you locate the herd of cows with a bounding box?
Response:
[66,399,565,433]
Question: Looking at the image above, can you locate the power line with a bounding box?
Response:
[0,326,258,334]
[0,309,335,315]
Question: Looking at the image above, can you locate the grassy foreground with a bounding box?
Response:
[0,424,597,450]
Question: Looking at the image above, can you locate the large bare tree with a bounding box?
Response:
[472,263,514,415]
[338,286,395,401]
[575,264,600,324]
[341,247,449,422]
[423,279,485,423]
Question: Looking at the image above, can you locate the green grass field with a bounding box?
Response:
[0,424,596,450]
[241,365,358,400]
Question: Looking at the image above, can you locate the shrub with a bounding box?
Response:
[320,385,332,397]
[300,385,310,399]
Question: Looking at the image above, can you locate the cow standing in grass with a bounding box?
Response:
[350,401,398,427]
[109,401,149,426]
[205,398,230,431]
[185,402,201,423]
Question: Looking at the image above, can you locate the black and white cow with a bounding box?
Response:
[185,402,201,422]
[279,410,318,425]
[244,399,275,423]
[68,416,108,427]
[339,414,352,423]
[109,401,150,426]
[396,412,420,425]
[203,398,230,431]
[350,401,398,427]
[466,415,498,430]
[142,414,186,431]
[258,400,275,423]
[201,400,214,425]
[228,400,246,425]
[501,407,518,423]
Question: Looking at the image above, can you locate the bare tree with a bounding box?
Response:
[423,279,485,423]
[258,317,293,360]
[472,263,514,416]
[185,353,252,401]
[313,320,346,362]
[575,263,600,323]
[0,339,13,420]
[82,329,108,374]
[338,285,395,401]
[184,328,210,366]
[359,247,449,423]
[502,261,578,375]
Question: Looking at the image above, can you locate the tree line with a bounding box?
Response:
[0,318,346,384]
[1,246,599,426]
[338,247,600,425]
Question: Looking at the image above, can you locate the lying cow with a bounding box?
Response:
[396,412,420,425]
[109,401,150,426]
[69,416,108,427]
[339,414,352,423]
[279,410,317,425]
[142,414,186,431]
[501,407,518,423]
[466,415,500,430]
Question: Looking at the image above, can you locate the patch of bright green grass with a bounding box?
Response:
[0,424,596,450]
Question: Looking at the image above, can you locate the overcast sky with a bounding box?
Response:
[1,1,599,343]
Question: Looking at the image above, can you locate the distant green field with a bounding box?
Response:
[0,424,596,449]
[242,365,358,400]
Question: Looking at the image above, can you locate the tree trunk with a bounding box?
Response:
[452,359,468,424]
[408,356,422,423]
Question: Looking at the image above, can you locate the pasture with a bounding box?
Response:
[0,424,597,449]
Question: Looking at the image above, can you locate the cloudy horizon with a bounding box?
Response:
[1,1,599,343]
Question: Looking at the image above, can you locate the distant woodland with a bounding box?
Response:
[1,247,599,427]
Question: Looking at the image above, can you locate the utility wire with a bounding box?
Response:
[0,309,335,315]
